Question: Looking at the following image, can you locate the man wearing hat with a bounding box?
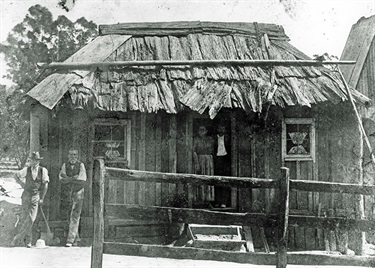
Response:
[11,152,49,247]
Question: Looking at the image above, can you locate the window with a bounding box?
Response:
[92,119,131,167]
[282,118,315,161]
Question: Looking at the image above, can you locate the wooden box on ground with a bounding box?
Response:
[188,224,246,251]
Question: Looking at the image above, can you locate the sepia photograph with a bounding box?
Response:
[1,0,375,267]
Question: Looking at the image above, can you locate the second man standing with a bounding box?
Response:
[59,148,87,247]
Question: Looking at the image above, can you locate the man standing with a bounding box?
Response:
[11,152,49,247]
[59,148,87,247]
[214,123,231,208]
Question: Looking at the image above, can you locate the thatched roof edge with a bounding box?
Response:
[27,35,131,109]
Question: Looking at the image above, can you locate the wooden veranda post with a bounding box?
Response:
[277,167,290,268]
[91,158,105,268]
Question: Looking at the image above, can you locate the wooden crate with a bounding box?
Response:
[188,224,246,251]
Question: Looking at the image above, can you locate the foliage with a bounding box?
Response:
[0,86,29,168]
[0,4,98,92]
[58,0,76,12]
[313,53,339,71]
[0,5,98,166]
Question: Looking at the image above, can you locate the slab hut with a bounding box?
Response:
[27,21,369,250]
[341,15,375,244]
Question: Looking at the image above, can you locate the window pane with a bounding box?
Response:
[112,125,125,141]
[95,125,112,141]
[286,124,310,155]
[104,143,124,159]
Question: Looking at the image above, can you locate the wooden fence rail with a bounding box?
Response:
[91,159,375,268]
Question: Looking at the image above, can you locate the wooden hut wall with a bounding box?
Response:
[356,37,375,107]
[345,36,375,243]
[354,38,375,245]
[41,102,364,247]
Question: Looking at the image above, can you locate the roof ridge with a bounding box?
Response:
[98,21,289,40]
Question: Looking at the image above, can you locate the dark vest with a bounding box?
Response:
[65,161,84,192]
[65,161,81,177]
[24,166,43,195]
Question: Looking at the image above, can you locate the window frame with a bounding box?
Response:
[282,118,315,162]
[92,118,131,165]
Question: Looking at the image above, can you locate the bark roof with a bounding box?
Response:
[28,21,369,118]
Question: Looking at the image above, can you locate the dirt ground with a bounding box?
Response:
[0,246,372,268]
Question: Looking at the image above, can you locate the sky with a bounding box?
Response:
[0,0,375,86]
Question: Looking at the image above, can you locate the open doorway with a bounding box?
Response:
[192,116,232,208]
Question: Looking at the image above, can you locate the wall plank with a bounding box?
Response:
[145,114,156,206]
[155,114,162,206]
[169,115,177,195]
[161,114,170,205]
[138,113,146,205]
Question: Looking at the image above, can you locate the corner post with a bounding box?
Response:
[277,167,290,268]
[91,158,105,268]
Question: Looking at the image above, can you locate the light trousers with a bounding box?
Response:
[13,192,39,245]
[66,188,84,244]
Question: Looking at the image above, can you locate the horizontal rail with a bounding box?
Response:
[105,204,375,232]
[37,59,356,70]
[290,180,375,195]
[104,242,375,267]
[105,204,275,227]
[289,215,375,232]
[104,242,277,265]
[105,167,278,188]
[92,159,375,268]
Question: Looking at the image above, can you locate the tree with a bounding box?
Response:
[1,4,98,92]
[0,86,29,168]
[0,5,98,167]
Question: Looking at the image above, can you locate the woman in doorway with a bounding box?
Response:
[193,125,215,204]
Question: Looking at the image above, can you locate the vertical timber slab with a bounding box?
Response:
[138,113,146,205]
[311,119,318,214]
[145,114,156,206]
[250,133,259,211]
[264,132,271,214]
[87,118,95,216]
[255,131,266,212]
[57,117,64,219]
[49,114,61,220]
[237,121,252,212]
[186,114,193,207]
[230,114,238,209]
[295,161,306,250]
[355,120,365,255]
[155,114,162,206]
[40,108,50,208]
[161,114,170,205]
[277,167,290,268]
[176,113,188,195]
[126,114,137,205]
[295,161,301,209]
[169,115,177,194]
[91,159,105,268]
[39,107,49,162]
[30,108,40,153]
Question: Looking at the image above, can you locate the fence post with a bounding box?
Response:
[91,158,105,268]
[277,167,290,268]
